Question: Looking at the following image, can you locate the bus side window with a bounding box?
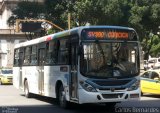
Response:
[19,48,24,66]
[14,49,19,66]
[19,52,24,66]
[30,45,37,65]
[57,39,69,65]
[45,41,57,65]
[24,47,31,65]
[45,42,50,64]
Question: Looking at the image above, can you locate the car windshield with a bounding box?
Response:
[80,42,139,79]
[1,70,13,74]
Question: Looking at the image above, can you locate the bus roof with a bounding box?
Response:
[14,25,137,48]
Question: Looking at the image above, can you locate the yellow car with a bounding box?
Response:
[0,69,13,85]
[141,69,160,95]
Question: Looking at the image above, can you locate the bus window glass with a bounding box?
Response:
[30,45,37,65]
[24,47,31,65]
[19,52,24,66]
[19,48,24,66]
[80,42,139,78]
[57,39,69,64]
[46,41,57,65]
[14,49,19,66]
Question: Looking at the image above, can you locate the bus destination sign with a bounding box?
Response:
[88,31,128,39]
[81,29,135,40]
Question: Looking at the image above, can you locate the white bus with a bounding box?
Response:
[13,26,141,108]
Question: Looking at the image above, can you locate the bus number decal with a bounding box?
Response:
[88,31,105,38]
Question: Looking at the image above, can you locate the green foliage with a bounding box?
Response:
[71,0,103,26]
[98,0,127,25]
[13,1,46,19]
[8,0,160,57]
[128,0,160,58]
[150,35,160,56]
[7,1,46,26]
[45,0,68,29]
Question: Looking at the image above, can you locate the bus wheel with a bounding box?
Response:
[24,80,31,98]
[58,85,69,108]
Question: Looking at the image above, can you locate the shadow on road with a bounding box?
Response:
[0,104,115,113]
[3,93,160,113]
[17,94,115,113]
[142,94,160,98]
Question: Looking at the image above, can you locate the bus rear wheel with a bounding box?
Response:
[58,85,70,108]
[24,80,32,98]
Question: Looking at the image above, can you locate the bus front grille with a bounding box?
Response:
[102,93,124,99]
[99,87,126,91]
[92,79,131,86]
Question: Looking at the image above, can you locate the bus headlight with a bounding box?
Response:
[79,81,97,92]
[128,80,140,91]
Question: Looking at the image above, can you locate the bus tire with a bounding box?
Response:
[24,80,32,98]
[58,85,69,109]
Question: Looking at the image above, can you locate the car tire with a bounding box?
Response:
[0,79,3,85]
[24,80,32,98]
[141,91,143,96]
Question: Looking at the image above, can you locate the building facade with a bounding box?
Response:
[0,0,45,68]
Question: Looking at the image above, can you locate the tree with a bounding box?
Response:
[8,1,46,26]
[129,0,160,59]
[7,1,47,39]
[72,0,103,26]
[45,0,68,30]
[8,0,160,57]
[69,0,131,26]
[97,0,131,26]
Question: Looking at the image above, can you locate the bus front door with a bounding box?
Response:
[70,42,78,100]
[38,48,45,95]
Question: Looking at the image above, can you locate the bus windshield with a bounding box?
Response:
[1,70,13,74]
[80,42,139,79]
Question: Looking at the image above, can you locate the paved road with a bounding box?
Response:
[0,85,160,113]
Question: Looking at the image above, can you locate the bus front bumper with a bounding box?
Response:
[78,88,140,104]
